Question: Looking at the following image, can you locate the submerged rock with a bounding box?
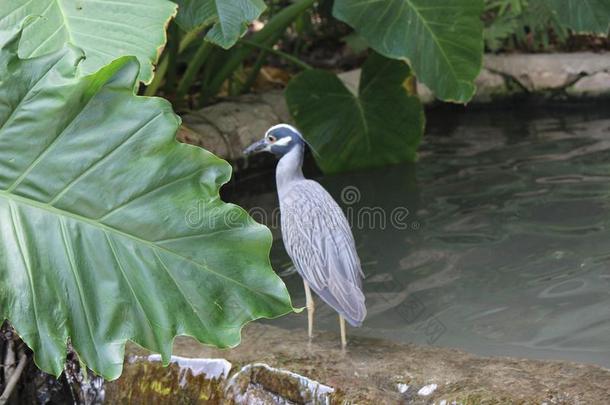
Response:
[108,323,610,404]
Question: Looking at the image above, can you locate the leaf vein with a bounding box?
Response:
[58,216,103,367]
[48,112,164,206]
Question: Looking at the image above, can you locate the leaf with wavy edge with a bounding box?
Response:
[0,0,176,84]
[286,53,425,174]
[333,0,484,103]
[173,0,266,49]
[0,28,292,380]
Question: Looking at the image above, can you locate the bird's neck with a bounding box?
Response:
[276,143,305,195]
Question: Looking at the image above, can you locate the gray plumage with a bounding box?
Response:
[274,132,366,327]
[243,124,367,329]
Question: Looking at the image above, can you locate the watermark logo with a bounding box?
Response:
[185,185,420,232]
[340,185,361,205]
[340,185,418,231]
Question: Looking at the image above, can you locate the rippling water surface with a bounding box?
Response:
[228,104,610,368]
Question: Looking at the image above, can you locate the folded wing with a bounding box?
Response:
[280,180,366,326]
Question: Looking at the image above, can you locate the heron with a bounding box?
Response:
[244,124,366,347]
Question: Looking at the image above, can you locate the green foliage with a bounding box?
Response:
[484,0,566,51]
[286,53,425,174]
[159,0,315,104]
[332,0,485,103]
[484,0,610,52]
[173,0,267,49]
[484,0,526,51]
[545,0,610,34]
[0,0,177,84]
[0,29,292,380]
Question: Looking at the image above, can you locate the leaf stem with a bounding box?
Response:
[238,48,268,95]
[239,39,312,70]
[144,27,205,97]
[176,40,214,102]
[144,54,168,96]
[165,23,180,94]
[179,27,205,52]
[204,0,316,100]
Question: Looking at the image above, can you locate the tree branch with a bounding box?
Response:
[0,349,27,405]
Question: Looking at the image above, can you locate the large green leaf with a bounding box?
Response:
[543,0,610,34]
[286,53,425,174]
[0,29,292,380]
[173,0,266,49]
[0,0,177,84]
[332,0,484,103]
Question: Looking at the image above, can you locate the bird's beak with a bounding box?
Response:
[243,138,268,156]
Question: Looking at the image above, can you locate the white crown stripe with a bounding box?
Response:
[265,124,302,138]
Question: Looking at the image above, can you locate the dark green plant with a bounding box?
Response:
[484,0,610,52]
[545,0,610,34]
[286,53,425,173]
[484,0,566,51]
[0,23,292,381]
[151,0,487,105]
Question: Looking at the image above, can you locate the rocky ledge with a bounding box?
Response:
[417,52,610,103]
[106,323,610,404]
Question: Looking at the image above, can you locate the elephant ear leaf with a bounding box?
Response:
[0,28,292,380]
[0,0,177,84]
[286,53,425,174]
[332,0,484,103]
[173,0,267,49]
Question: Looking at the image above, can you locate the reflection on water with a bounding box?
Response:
[227,103,610,368]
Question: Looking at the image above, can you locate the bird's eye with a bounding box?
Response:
[267,135,277,143]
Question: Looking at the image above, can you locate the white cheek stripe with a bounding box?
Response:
[274,136,292,146]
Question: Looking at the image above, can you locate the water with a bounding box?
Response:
[226,103,610,369]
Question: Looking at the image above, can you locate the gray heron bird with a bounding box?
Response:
[244,124,366,347]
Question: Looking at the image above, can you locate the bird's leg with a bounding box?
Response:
[303,280,315,339]
[339,315,347,348]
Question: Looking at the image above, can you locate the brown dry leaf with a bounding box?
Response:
[252,66,292,91]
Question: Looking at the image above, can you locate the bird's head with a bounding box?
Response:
[243,124,305,158]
